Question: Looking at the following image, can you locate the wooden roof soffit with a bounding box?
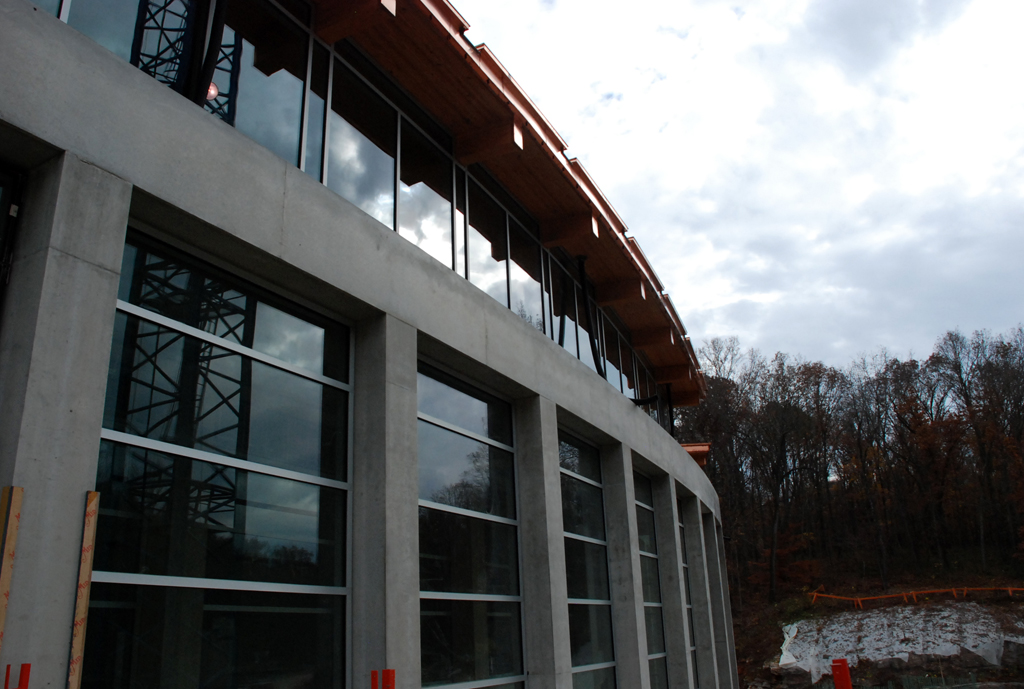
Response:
[454,115,524,165]
[595,278,646,306]
[680,443,709,466]
[314,0,396,45]
[654,365,694,386]
[541,212,599,249]
[631,327,675,349]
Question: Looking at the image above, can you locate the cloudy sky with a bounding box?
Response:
[450,0,1024,366]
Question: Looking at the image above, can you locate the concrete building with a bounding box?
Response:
[0,0,737,687]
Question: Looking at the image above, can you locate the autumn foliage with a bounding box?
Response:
[676,329,1024,607]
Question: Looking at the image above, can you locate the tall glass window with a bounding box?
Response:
[399,119,454,267]
[467,181,509,307]
[678,498,699,688]
[560,433,616,689]
[417,366,524,689]
[634,473,668,689]
[508,220,544,332]
[85,235,350,689]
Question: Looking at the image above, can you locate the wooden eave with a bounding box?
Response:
[313,0,706,405]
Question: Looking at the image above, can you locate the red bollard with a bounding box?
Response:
[832,658,852,689]
[371,669,395,689]
[4,665,30,689]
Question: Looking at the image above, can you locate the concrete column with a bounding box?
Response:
[703,514,735,689]
[602,443,648,689]
[0,153,131,685]
[516,395,572,689]
[681,498,719,689]
[350,314,420,689]
[715,523,739,689]
[652,477,695,689]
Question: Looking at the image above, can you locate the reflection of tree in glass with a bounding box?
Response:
[514,300,545,333]
[430,447,491,513]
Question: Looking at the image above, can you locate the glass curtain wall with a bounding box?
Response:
[634,473,668,689]
[559,433,616,689]
[49,0,659,409]
[85,234,350,689]
[678,498,699,688]
[417,366,525,689]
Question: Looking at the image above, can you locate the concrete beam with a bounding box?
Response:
[314,0,396,45]
[516,395,573,689]
[454,117,524,166]
[0,152,131,686]
[350,314,420,689]
[541,212,598,249]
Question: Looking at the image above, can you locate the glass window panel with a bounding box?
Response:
[648,657,669,689]
[105,313,347,480]
[34,0,60,15]
[603,317,622,392]
[327,58,397,228]
[644,606,666,655]
[399,120,453,267]
[576,292,597,372]
[94,442,346,587]
[119,241,349,382]
[67,0,141,62]
[467,181,508,306]
[252,302,325,373]
[567,604,615,667]
[684,566,693,602]
[559,434,601,482]
[420,600,522,686]
[417,421,515,519]
[221,0,307,165]
[561,475,606,541]
[508,220,544,332]
[691,649,701,688]
[621,342,637,400]
[417,369,512,444]
[551,261,579,358]
[419,507,519,596]
[564,538,609,601]
[455,168,467,277]
[305,42,330,181]
[635,506,657,555]
[687,607,696,644]
[572,667,616,689]
[640,555,662,604]
[633,472,654,507]
[83,584,343,689]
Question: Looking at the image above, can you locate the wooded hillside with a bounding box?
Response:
[675,329,1024,609]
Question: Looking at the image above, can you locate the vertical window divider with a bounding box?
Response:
[58,0,71,23]
[321,46,335,184]
[450,162,458,272]
[393,112,402,232]
[504,212,511,309]
[298,32,314,174]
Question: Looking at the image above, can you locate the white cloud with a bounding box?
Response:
[453,0,1024,365]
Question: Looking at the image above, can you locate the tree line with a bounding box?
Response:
[674,329,1024,606]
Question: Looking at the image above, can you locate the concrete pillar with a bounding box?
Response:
[703,514,735,689]
[0,152,131,686]
[652,477,695,689]
[516,395,572,689]
[715,523,739,689]
[681,498,719,689]
[602,443,649,689]
[350,314,420,689]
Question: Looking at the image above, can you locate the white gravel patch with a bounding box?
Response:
[778,602,1024,683]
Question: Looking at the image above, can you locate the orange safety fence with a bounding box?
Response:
[808,585,1024,609]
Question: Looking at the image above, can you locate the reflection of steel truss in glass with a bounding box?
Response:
[204,31,242,125]
[125,449,239,530]
[116,253,259,531]
[130,0,196,91]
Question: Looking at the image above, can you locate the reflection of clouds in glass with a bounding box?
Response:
[327,114,395,227]
[398,183,452,267]
[417,373,492,440]
[468,224,508,305]
[253,302,325,373]
[66,0,139,61]
[417,421,489,503]
[510,261,544,331]
[244,473,321,559]
[234,36,303,165]
[249,363,322,475]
